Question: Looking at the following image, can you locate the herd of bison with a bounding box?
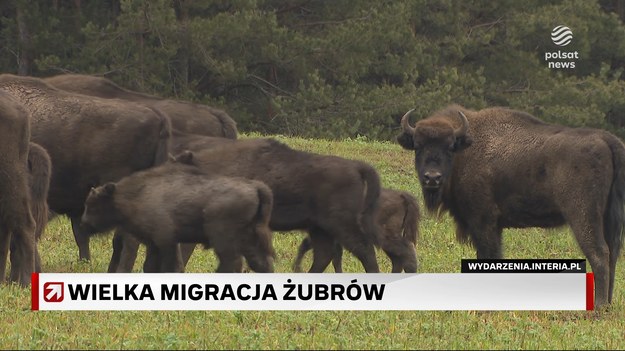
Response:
[0,73,623,308]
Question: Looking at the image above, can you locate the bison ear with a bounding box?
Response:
[101,182,116,197]
[175,150,194,165]
[396,133,415,150]
[453,134,473,152]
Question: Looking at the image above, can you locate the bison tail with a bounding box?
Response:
[400,191,420,246]
[604,135,625,274]
[215,109,238,140]
[27,143,51,241]
[147,106,173,166]
[358,163,382,246]
[254,183,275,258]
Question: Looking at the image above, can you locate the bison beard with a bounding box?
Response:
[423,188,443,213]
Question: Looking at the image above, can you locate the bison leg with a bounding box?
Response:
[382,249,404,273]
[331,241,343,273]
[116,231,141,273]
[293,236,312,272]
[566,214,610,308]
[467,220,503,259]
[10,230,43,274]
[296,236,344,273]
[332,222,380,273]
[214,247,242,273]
[0,225,9,281]
[158,244,183,273]
[143,244,160,273]
[307,228,335,273]
[70,216,91,261]
[107,231,123,273]
[34,245,42,273]
[8,219,36,286]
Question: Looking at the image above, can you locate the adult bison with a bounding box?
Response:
[293,188,420,273]
[397,104,625,308]
[110,138,383,273]
[44,74,237,139]
[0,74,172,262]
[80,156,275,273]
[0,91,36,285]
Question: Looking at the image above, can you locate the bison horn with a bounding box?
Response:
[454,111,469,138]
[400,108,416,135]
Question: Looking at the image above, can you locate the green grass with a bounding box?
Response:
[1,134,624,350]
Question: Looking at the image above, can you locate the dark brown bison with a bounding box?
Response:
[44,74,238,139]
[293,188,420,273]
[0,91,36,285]
[109,138,383,273]
[0,74,172,262]
[397,104,625,308]
[80,156,275,273]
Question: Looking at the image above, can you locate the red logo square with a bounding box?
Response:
[43,282,64,302]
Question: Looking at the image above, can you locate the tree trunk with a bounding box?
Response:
[16,1,32,76]
[174,0,190,96]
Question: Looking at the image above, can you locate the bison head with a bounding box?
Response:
[397,108,473,212]
[80,182,120,234]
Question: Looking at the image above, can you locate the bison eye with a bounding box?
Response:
[449,138,463,152]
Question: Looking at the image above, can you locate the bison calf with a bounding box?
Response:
[79,158,275,273]
[293,188,420,273]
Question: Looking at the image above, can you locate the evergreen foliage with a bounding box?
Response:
[1,0,624,140]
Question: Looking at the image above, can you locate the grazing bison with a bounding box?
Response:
[110,138,383,273]
[44,74,238,139]
[80,156,275,273]
[0,91,36,285]
[293,188,420,273]
[397,104,625,308]
[0,74,172,262]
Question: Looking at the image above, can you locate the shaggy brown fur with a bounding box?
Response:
[397,104,625,308]
[0,74,172,262]
[0,91,36,286]
[293,188,420,273]
[45,74,238,139]
[80,157,274,273]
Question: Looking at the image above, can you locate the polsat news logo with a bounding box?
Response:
[545,25,578,69]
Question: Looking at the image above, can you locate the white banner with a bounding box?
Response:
[32,273,592,311]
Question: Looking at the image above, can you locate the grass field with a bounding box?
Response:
[1,134,624,350]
